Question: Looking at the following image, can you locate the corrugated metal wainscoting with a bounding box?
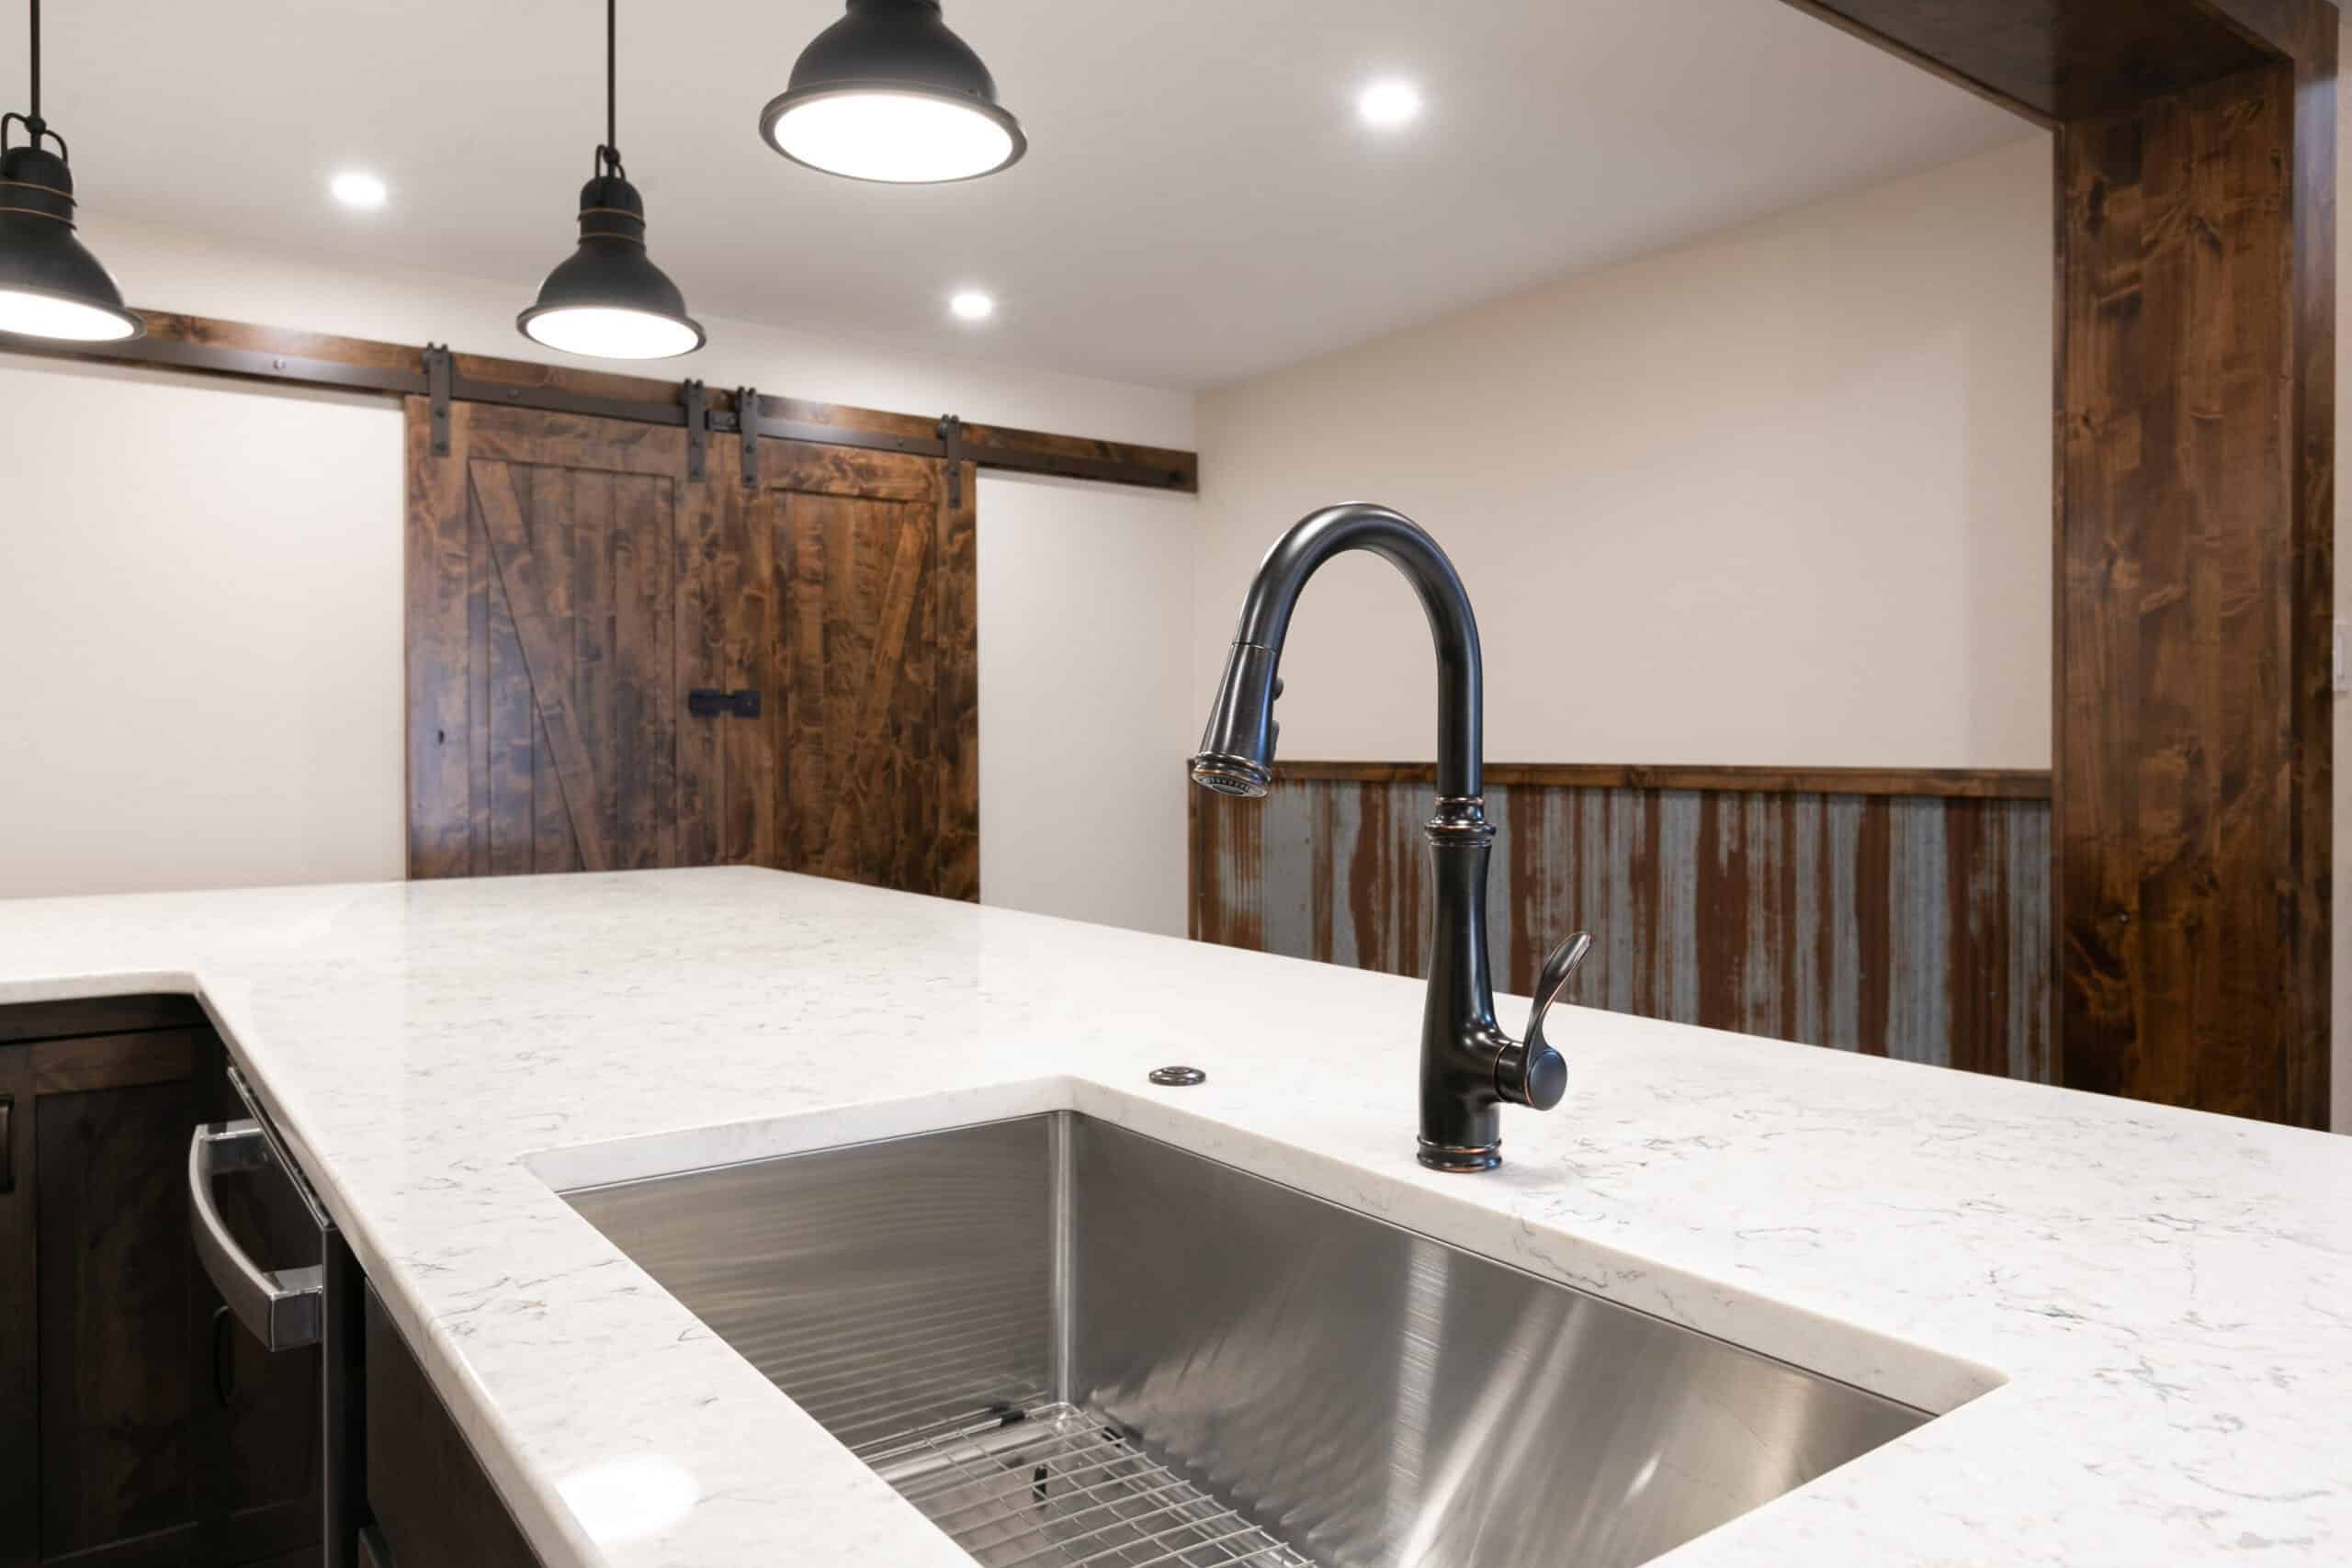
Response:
[1190,768,2052,1080]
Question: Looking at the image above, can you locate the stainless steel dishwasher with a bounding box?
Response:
[188,1063,371,1568]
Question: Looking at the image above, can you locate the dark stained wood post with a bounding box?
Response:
[1779,0,2337,1125]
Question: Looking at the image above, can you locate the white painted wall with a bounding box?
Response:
[1192,136,2054,772]
[0,218,1196,932]
[0,359,405,896]
[977,476,1195,937]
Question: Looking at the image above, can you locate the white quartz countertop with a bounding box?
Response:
[2,866,2346,1566]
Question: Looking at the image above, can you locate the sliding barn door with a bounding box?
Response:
[404,398,978,897]
[730,433,978,896]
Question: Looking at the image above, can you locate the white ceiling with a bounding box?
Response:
[6,1,2033,390]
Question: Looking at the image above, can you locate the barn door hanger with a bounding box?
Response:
[937,412,965,507]
[683,378,707,479]
[738,387,759,487]
[424,344,453,456]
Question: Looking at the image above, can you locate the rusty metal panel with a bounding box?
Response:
[1191,773,2053,1079]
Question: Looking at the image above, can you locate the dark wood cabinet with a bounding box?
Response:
[0,997,320,1568]
[362,1284,543,1568]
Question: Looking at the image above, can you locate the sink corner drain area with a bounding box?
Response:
[559,1112,1958,1568]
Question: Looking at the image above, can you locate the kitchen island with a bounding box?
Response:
[0,865,2343,1566]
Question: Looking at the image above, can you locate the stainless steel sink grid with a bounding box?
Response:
[865,1401,1314,1567]
[561,1114,1939,1568]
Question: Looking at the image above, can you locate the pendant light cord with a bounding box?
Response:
[3,0,62,156]
[595,0,624,179]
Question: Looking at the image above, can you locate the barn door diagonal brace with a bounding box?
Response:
[423,344,452,456]
[938,413,966,507]
[738,388,760,487]
[683,379,707,480]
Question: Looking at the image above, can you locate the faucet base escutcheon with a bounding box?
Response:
[1415,1138,1504,1173]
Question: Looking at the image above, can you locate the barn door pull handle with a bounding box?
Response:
[688,689,762,718]
[0,1092,12,1194]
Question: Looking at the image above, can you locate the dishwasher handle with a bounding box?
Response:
[189,1120,323,1352]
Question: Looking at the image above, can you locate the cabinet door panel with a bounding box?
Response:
[32,1071,198,1559]
[363,1286,543,1568]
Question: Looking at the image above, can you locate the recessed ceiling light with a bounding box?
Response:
[1356,79,1421,130]
[330,171,389,209]
[949,289,995,321]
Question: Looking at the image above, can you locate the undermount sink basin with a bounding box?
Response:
[561,1113,1937,1568]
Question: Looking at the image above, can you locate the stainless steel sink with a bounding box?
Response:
[561,1114,1935,1568]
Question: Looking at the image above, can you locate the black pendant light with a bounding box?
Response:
[760,0,1024,185]
[0,0,141,342]
[517,0,703,360]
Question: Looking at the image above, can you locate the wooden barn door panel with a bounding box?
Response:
[469,457,679,874]
[407,400,697,879]
[733,434,976,898]
[408,399,978,900]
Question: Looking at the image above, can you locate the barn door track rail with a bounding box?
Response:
[0,310,1198,493]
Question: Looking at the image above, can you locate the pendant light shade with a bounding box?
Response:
[0,2,142,343]
[760,0,1025,184]
[518,0,703,360]
[517,171,704,359]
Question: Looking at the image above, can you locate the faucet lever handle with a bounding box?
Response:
[1526,931,1591,1056]
[1497,931,1589,1112]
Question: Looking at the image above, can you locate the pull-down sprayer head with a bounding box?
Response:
[1189,643,1281,797]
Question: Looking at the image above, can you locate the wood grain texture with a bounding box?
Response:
[408,403,978,901]
[2192,0,2324,55]
[1774,0,2277,123]
[403,397,474,881]
[933,460,981,899]
[2054,40,2335,1126]
[29,1031,198,1095]
[408,409,688,877]
[1193,775,2052,1077]
[750,440,975,897]
[2285,8,2337,1132]
[1270,761,2053,799]
[35,1071,198,1559]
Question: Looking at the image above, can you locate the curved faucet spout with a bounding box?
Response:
[1188,503,1579,1173]
[1190,503,1484,801]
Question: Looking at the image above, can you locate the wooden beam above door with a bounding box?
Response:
[1776,0,2284,124]
[0,309,1199,494]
